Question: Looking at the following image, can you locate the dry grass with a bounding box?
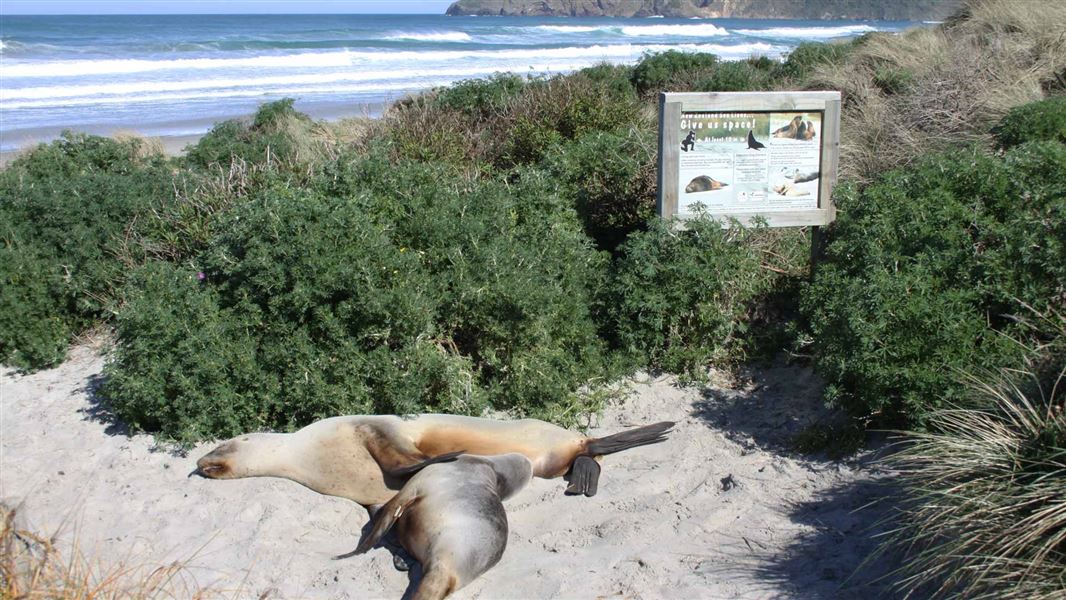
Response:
[882,313,1066,599]
[810,0,1066,182]
[0,504,233,599]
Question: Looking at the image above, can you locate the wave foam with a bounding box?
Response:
[3,41,780,79]
[619,24,729,36]
[384,31,472,42]
[735,24,878,39]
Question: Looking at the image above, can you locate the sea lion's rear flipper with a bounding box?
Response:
[565,455,601,497]
[585,421,675,456]
[335,493,422,560]
[389,450,465,477]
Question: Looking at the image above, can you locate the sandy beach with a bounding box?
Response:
[0,342,900,599]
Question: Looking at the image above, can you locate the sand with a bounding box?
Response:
[0,342,902,599]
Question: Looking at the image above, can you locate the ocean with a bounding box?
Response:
[0,14,917,151]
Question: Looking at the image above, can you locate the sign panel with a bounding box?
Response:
[658,92,840,227]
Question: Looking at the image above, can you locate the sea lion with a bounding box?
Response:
[772,115,803,138]
[194,414,673,506]
[787,169,820,183]
[773,183,810,197]
[337,453,533,600]
[801,120,816,141]
[685,175,728,193]
[746,130,766,150]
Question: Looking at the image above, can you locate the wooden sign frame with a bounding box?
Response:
[658,91,841,227]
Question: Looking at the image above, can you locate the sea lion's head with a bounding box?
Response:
[193,434,278,479]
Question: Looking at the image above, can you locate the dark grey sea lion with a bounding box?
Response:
[337,453,534,600]
[686,175,728,193]
[746,130,766,150]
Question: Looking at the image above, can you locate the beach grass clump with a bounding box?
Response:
[992,95,1066,150]
[183,98,329,171]
[104,157,610,442]
[808,0,1066,182]
[602,214,807,378]
[0,133,173,370]
[802,134,1066,427]
[0,504,216,598]
[883,316,1066,599]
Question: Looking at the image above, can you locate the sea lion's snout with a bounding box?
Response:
[194,442,238,479]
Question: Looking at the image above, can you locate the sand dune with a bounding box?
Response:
[0,343,899,599]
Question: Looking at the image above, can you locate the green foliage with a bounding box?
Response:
[872,66,915,95]
[780,41,853,80]
[184,98,321,168]
[0,132,173,369]
[695,59,776,92]
[992,95,1066,150]
[602,216,804,376]
[433,73,527,117]
[542,127,657,250]
[803,139,1066,426]
[104,157,611,442]
[630,50,719,96]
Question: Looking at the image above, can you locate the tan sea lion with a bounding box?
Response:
[194,414,673,506]
[772,115,803,138]
[337,453,533,600]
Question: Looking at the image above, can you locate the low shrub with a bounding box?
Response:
[779,41,854,80]
[602,215,806,377]
[0,133,173,370]
[542,127,657,250]
[694,59,775,92]
[105,158,610,442]
[184,98,325,169]
[803,139,1066,426]
[630,50,719,96]
[992,95,1066,149]
[433,73,527,117]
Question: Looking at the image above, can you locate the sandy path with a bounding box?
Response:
[1,344,899,599]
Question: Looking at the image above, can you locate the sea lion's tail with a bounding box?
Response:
[565,421,674,497]
[585,421,675,456]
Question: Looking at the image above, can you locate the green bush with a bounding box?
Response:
[0,133,173,369]
[992,95,1066,150]
[602,215,804,376]
[104,157,611,442]
[184,98,322,168]
[630,50,719,96]
[433,73,527,117]
[779,41,854,80]
[695,59,775,92]
[803,140,1066,426]
[542,127,657,250]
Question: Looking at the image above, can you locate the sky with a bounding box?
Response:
[1,0,456,14]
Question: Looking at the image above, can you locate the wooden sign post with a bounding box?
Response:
[657,91,841,268]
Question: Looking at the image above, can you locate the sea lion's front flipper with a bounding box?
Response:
[335,492,421,560]
[389,450,465,477]
[565,455,601,497]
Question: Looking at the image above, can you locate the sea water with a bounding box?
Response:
[0,14,915,151]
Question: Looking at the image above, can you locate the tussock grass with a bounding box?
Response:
[0,504,224,599]
[810,0,1066,181]
[883,313,1066,599]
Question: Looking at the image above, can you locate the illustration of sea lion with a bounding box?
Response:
[799,120,816,141]
[194,414,673,506]
[681,130,696,152]
[746,130,766,150]
[786,169,820,183]
[685,175,728,193]
[773,183,810,197]
[772,115,803,138]
[337,453,533,600]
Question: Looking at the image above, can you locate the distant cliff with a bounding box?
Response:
[445,0,962,20]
